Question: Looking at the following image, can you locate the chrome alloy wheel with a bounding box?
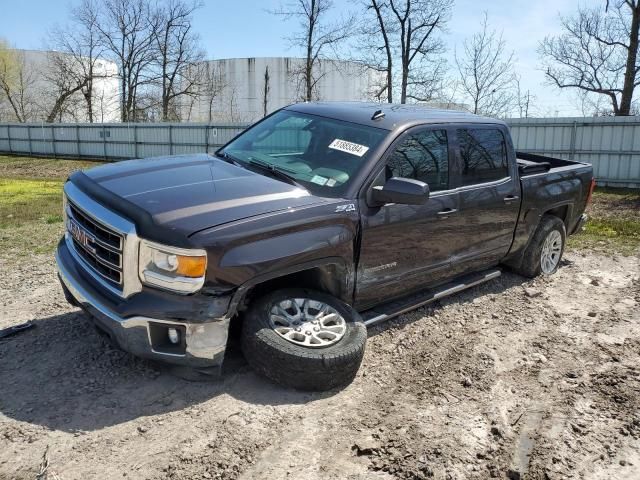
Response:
[268,298,347,348]
[540,230,563,274]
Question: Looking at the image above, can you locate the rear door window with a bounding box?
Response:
[457,128,509,185]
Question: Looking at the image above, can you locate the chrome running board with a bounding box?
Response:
[361,269,502,327]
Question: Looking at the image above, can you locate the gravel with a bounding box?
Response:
[0,249,638,479]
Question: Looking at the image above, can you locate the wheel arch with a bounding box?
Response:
[227,257,354,321]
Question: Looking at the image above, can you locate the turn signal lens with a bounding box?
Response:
[176,255,207,278]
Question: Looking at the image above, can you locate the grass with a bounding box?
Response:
[567,187,640,256]
[0,155,102,256]
[0,154,638,259]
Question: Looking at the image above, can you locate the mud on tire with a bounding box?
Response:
[240,288,367,391]
[514,214,566,278]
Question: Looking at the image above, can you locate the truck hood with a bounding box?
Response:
[81,154,326,236]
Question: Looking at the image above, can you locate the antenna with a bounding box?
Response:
[371,109,385,120]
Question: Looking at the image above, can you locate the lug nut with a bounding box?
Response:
[295,327,301,332]
[313,327,319,332]
[305,331,311,335]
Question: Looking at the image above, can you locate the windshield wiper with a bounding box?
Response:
[247,158,307,189]
[217,150,242,167]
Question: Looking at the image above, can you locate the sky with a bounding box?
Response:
[0,0,604,116]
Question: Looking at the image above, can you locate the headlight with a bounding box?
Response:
[138,240,207,294]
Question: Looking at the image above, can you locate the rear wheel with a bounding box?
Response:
[241,288,367,391]
[515,215,566,278]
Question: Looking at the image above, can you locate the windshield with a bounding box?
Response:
[219,110,388,197]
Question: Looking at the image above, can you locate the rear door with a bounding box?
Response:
[355,126,464,310]
[449,125,521,275]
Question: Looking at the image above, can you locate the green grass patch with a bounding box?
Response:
[0,155,104,258]
[0,154,102,180]
[567,187,640,256]
[0,178,64,228]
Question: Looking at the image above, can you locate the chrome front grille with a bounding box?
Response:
[63,181,142,298]
[67,200,124,287]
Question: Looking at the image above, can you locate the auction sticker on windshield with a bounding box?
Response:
[328,139,369,157]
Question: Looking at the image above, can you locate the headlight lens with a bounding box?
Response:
[138,240,207,294]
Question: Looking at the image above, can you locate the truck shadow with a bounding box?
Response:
[0,311,322,433]
[366,268,535,338]
[0,267,543,433]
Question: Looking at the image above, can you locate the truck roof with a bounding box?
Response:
[285,101,506,132]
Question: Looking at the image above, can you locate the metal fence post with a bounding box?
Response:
[169,124,173,155]
[7,125,12,154]
[51,125,57,158]
[76,124,81,157]
[205,124,210,153]
[569,121,577,160]
[133,124,138,158]
[103,127,107,160]
[27,125,33,156]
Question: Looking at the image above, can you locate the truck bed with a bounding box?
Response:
[516,151,586,177]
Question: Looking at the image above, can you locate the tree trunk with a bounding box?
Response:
[385,67,393,103]
[370,0,393,102]
[305,0,316,102]
[45,82,87,123]
[121,74,127,122]
[5,94,24,122]
[83,81,94,123]
[400,65,408,104]
[619,3,640,115]
[263,66,270,117]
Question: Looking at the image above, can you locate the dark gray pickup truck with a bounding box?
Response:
[56,102,594,390]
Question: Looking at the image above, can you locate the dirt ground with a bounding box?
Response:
[1,246,638,480]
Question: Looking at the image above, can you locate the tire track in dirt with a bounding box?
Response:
[0,251,638,479]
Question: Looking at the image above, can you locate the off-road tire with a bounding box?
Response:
[241,288,367,391]
[515,215,566,278]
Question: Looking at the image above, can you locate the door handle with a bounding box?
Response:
[437,208,458,216]
[503,195,519,203]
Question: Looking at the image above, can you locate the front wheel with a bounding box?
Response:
[240,288,367,391]
[515,215,566,278]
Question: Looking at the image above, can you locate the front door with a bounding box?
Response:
[355,126,463,311]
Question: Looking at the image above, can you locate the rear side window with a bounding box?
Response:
[457,128,509,185]
[387,129,449,192]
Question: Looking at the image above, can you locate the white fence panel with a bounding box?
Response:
[0,118,638,187]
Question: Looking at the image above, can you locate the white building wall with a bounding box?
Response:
[186,57,384,123]
[0,49,120,123]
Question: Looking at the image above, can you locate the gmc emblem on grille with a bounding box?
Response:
[67,217,96,255]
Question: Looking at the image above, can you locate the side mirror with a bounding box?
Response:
[371,177,430,205]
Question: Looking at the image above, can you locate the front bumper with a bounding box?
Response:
[55,240,231,369]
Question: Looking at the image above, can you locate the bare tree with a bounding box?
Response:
[272,0,353,101]
[539,1,640,116]
[359,0,452,104]
[153,0,204,121]
[43,0,107,123]
[514,74,535,118]
[42,51,92,122]
[455,14,516,116]
[263,66,271,117]
[0,43,37,122]
[97,0,158,122]
[47,0,104,122]
[199,62,226,122]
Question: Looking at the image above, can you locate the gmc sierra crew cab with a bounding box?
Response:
[55,102,594,390]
